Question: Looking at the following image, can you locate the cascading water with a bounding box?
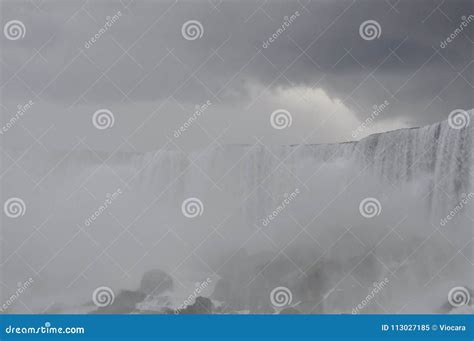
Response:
[1,112,472,314]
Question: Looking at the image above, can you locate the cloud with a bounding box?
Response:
[0,0,472,150]
[224,82,361,144]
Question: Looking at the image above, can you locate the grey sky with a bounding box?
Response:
[1,0,473,151]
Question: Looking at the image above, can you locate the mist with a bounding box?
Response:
[2,112,471,314]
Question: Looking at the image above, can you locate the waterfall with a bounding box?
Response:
[1,112,472,314]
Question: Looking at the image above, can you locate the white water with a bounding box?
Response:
[1,112,472,314]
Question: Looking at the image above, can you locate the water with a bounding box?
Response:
[1,112,472,314]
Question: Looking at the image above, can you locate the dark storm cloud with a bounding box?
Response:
[0,0,472,143]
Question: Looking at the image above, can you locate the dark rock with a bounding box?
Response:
[177,296,214,314]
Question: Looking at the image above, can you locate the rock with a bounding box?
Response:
[140,269,173,296]
[177,296,214,314]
